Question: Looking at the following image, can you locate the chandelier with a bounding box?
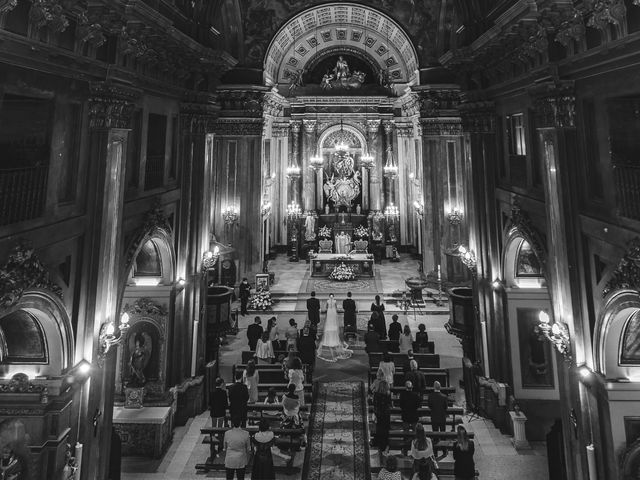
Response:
[222,205,239,225]
[384,202,399,218]
[310,154,324,171]
[361,152,375,170]
[383,158,398,179]
[286,165,301,179]
[287,201,302,219]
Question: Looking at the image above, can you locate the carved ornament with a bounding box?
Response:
[214,119,264,136]
[322,129,361,149]
[400,92,421,117]
[366,119,381,134]
[417,89,461,116]
[420,118,463,136]
[89,82,140,130]
[303,119,317,134]
[585,0,626,30]
[29,0,70,33]
[180,96,219,135]
[0,0,17,14]
[459,101,496,134]
[271,122,290,137]
[506,202,547,274]
[603,238,640,298]
[531,82,576,128]
[123,297,168,317]
[395,123,414,137]
[0,242,62,309]
[554,10,586,48]
[263,92,285,117]
[217,89,266,117]
[0,373,45,394]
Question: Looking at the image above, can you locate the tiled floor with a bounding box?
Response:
[121,255,548,480]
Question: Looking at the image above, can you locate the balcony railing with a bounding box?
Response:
[614,163,640,221]
[144,154,165,190]
[0,165,48,227]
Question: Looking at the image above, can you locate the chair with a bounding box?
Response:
[318,240,333,253]
[353,240,368,253]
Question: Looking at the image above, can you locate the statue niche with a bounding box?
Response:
[319,55,367,90]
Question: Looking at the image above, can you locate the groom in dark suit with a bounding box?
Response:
[342,291,357,332]
[307,291,320,326]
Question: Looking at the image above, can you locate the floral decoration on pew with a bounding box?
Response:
[329,262,356,281]
[248,288,273,311]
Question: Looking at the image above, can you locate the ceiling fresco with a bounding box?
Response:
[239,0,442,68]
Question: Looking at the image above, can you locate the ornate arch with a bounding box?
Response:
[264,2,419,86]
[317,123,367,152]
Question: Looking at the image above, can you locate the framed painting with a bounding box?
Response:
[515,240,542,277]
[517,307,555,388]
[621,311,640,364]
[255,273,269,292]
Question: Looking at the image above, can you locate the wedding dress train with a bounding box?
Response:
[317,297,353,362]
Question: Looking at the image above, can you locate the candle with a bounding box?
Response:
[437,264,441,281]
[75,442,83,480]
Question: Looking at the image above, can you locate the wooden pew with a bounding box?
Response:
[388,385,456,396]
[374,430,475,457]
[378,340,435,354]
[369,369,450,388]
[369,352,440,369]
[368,405,464,433]
[233,363,311,383]
[225,383,314,403]
[196,425,305,473]
[242,350,299,364]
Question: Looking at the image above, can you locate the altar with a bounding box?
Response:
[310,253,374,277]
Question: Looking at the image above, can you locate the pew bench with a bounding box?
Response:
[370,430,475,457]
[369,352,440,369]
[378,340,435,354]
[242,350,298,364]
[369,370,450,388]
[367,406,464,431]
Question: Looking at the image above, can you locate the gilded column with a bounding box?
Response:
[302,119,317,212]
[367,119,382,211]
[82,81,139,480]
[383,120,396,206]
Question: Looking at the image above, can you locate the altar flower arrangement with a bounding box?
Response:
[248,288,273,311]
[329,262,356,281]
[319,225,332,239]
[353,225,369,239]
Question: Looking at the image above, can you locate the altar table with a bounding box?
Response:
[310,253,374,277]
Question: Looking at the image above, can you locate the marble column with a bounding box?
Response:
[81,81,138,480]
[290,120,302,205]
[367,119,382,211]
[302,119,317,212]
[531,81,589,480]
[383,120,396,206]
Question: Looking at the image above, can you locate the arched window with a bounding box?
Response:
[134,240,162,277]
[0,310,47,364]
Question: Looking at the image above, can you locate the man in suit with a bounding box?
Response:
[364,322,381,354]
[428,380,449,456]
[399,380,421,432]
[342,291,357,332]
[307,291,320,326]
[298,320,317,374]
[239,278,251,316]
[210,377,228,453]
[246,316,263,351]
[388,314,402,342]
[223,417,251,480]
[228,371,249,427]
[404,359,426,399]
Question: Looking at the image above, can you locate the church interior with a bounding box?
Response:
[2,0,640,479]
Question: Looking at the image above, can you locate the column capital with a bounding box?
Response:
[213,118,263,136]
[459,100,496,134]
[366,119,381,134]
[180,93,220,135]
[414,86,461,117]
[530,81,576,129]
[217,86,269,118]
[271,122,290,137]
[88,82,141,130]
[303,119,317,134]
[395,122,415,137]
[290,120,302,133]
[383,120,394,135]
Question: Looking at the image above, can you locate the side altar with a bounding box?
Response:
[310,253,374,277]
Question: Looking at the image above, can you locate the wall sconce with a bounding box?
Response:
[97,313,130,366]
[261,200,272,218]
[457,245,477,275]
[384,202,399,218]
[408,172,421,187]
[413,200,424,219]
[202,246,220,270]
[287,201,302,220]
[222,205,239,225]
[383,162,398,179]
[448,210,462,225]
[286,165,301,179]
[309,154,324,171]
[538,310,572,360]
[360,152,375,170]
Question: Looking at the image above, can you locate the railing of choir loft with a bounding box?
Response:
[613,163,640,221]
[0,165,48,226]
[144,154,165,190]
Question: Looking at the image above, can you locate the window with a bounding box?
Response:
[506,113,527,188]
[144,113,167,190]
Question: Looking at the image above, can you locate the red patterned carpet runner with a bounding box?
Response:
[302,382,371,480]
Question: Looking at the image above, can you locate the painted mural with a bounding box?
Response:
[239,0,441,67]
[517,308,555,389]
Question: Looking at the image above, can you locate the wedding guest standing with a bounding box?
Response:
[285,318,299,351]
[267,317,280,352]
[246,316,263,351]
[242,359,259,403]
[287,357,305,406]
[415,324,430,353]
[399,324,414,354]
[223,417,251,480]
[388,314,402,343]
[342,291,357,331]
[428,380,449,456]
[255,332,274,364]
[364,322,382,354]
[377,352,396,386]
[298,320,317,374]
[239,278,251,316]
[371,375,391,456]
[228,371,249,427]
[371,295,387,339]
[410,423,436,480]
[453,426,476,480]
[210,377,228,454]
[251,419,276,480]
[307,291,321,326]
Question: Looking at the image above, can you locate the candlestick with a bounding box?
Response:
[437,264,441,281]
[75,442,83,480]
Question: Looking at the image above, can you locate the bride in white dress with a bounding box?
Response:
[317,293,353,362]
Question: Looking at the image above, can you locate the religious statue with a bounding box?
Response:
[335,231,351,254]
[129,332,151,386]
[288,68,305,93]
[324,203,330,214]
[377,68,391,88]
[356,204,361,215]
[321,72,333,90]
[304,214,316,241]
[0,447,23,480]
[334,56,349,79]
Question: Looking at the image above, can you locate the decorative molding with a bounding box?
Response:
[459,101,496,134]
[586,0,626,30]
[0,0,18,14]
[263,92,286,117]
[271,122,290,137]
[0,242,62,309]
[88,82,140,130]
[531,82,576,129]
[417,89,461,116]
[366,119,381,134]
[603,238,640,298]
[217,89,266,117]
[213,119,264,136]
[419,118,462,136]
[180,95,219,135]
[303,119,317,134]
[29,0,70,33]
[554,10,586,48]
[123,297,168,317]
[506,202,547,275]
[321,129,362,149]
[395,123,414,137]
[0,373,45,394]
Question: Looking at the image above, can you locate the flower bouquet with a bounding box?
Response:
[353,225,369,239]
[329,262,356,281]
[248,288,273,311]
[319,225,332,239]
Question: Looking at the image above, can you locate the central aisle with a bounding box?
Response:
[303,382,370,480]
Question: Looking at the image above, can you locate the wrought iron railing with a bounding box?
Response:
[614,163,640,221]
[0,165,48,226]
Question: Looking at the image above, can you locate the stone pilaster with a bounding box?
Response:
[290,120,302,205]
[302,119,317,212]
[82,81,139,480]
[383,120,395,207]
[367,119,382,211]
